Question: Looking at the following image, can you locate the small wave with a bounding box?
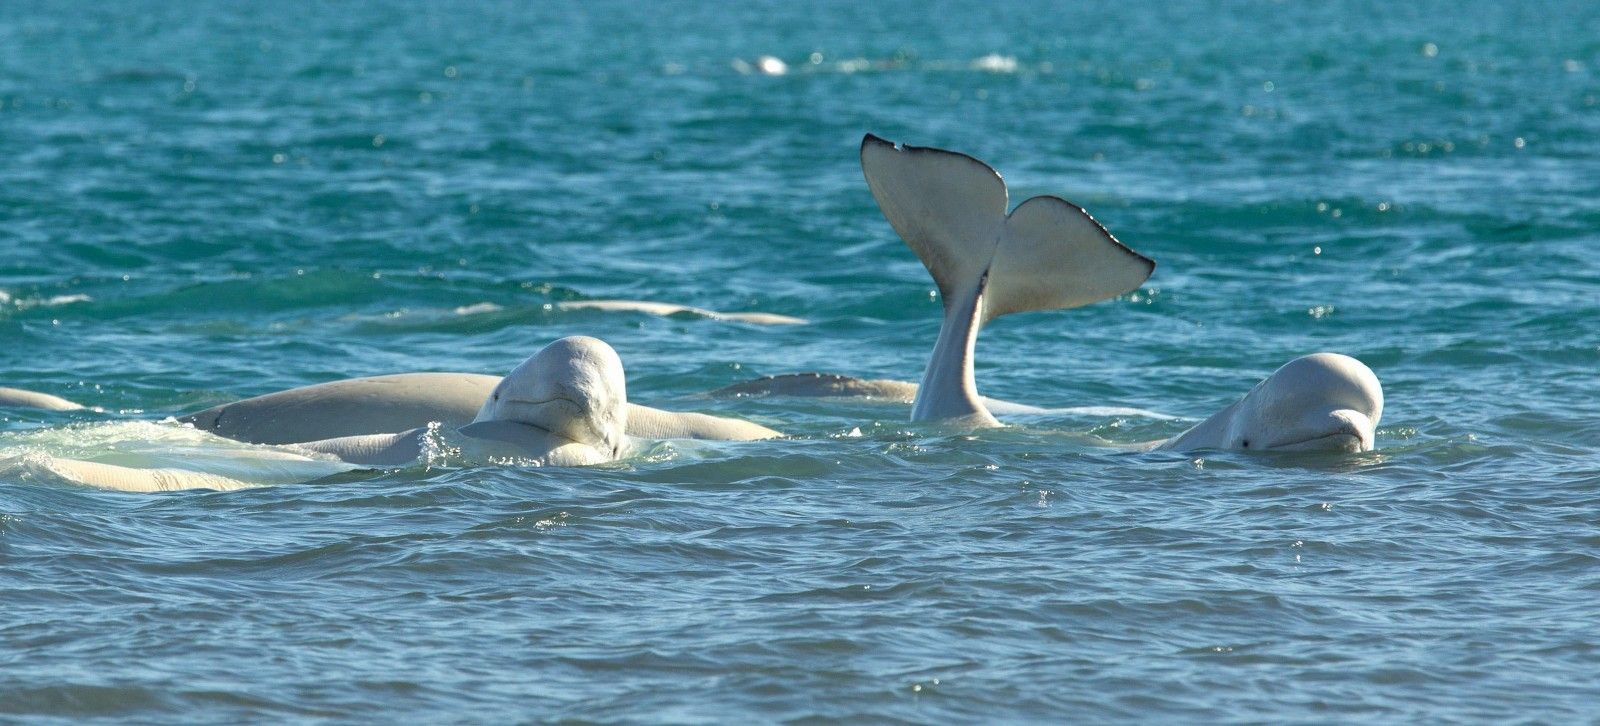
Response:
[452,302,504,316]
[726,53,1030,77]
[555,300,806,325]
[4,293,93,310]
[971,54,1020,73]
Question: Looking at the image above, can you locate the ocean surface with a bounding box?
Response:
[3,0,1598,720]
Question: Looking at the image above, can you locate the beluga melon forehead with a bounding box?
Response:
[1243,353,1383,421]
[499,336,627,394]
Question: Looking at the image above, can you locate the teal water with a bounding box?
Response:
[4,0,1599,720]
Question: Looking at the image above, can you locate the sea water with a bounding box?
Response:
[2,1,1598,720]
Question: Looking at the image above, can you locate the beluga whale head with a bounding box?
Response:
[1161,353,1383,453]
[472,336,629,457]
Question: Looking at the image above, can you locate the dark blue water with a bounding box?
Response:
[3,1,1599,720]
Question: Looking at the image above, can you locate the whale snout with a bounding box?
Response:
[1267,409,1374,452]
[497,392,597,441]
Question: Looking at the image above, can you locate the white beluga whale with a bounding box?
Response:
[1156,353,1382,453]
[0,291,794,441]
[8,337,653,492]
[173,368,781,445]
[712,134,1384,453]
[293,336,634,466]
[2,359,784,446]
[3,373,782,444]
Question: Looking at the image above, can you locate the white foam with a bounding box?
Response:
[557,300,806,325]
[453,302,504,315]
[756,56,788,76]
[971,54,1019,73]
[11,294,92,310]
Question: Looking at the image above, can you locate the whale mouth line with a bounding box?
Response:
[461,417,589,449]
[505,396,563,405]
[1268,431,1365,451]
[493,396,604,445]
[500,395,586,411]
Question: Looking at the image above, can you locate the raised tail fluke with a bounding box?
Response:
[859,133,1155,425]
[859,133,1154,319]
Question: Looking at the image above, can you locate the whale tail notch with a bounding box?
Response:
[859,133,1154,322]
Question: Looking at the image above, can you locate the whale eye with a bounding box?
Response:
[1241,439,1250,448]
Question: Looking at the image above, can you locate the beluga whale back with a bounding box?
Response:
[859,133,1155,426]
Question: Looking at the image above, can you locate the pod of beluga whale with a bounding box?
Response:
[0,134,1382,491]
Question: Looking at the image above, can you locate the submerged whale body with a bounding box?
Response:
[0,387,84,411]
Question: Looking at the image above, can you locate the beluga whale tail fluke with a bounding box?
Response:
[860,134,1155,425]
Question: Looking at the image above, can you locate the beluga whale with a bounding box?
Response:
[1155,352,1382,453]
[170,368,781,446]
[12,337,653,492]
[293,336,635,466]
[2,354,783,446]
[714,134,1384,453]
